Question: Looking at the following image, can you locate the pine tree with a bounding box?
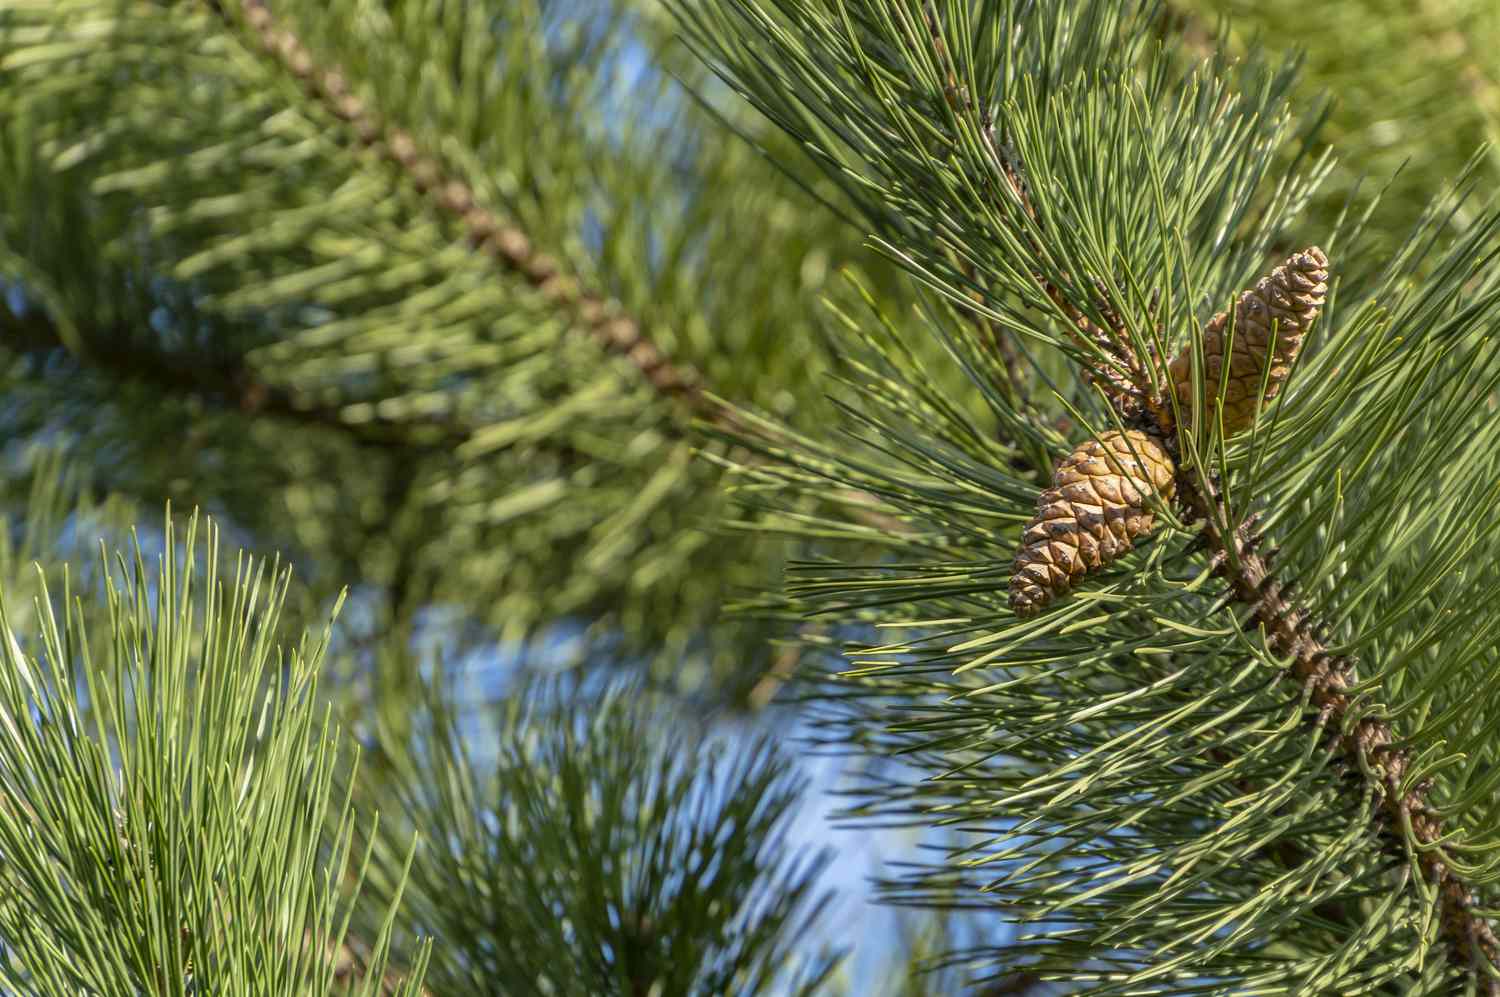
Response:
[2,0,1500,994]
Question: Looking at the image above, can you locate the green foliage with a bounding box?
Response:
[1184,0,1500,244]
[0,460,845,993]
[346,671,840,989]
[354,675,837,994]
[0,509,427,994]
[682,0,1500,991]
[0,0,913,696]
[4,0,1500,993]
[677,0,1328,442]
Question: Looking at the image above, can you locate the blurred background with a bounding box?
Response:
[0,0,1497,991]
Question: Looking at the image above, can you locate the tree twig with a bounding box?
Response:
[232,0,714,415]
[1183,474,1500,991]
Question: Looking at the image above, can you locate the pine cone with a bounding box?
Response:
[1009,430,1176,617]
[1168,247,1328,434]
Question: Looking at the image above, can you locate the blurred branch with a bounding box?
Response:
[977,971,1045,995]
[232,0,721,418]
[0,299,472,452]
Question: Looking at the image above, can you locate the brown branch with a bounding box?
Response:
[233,0,716,418]
[977,971,1046,996]
[0,302,470,452]
[746,638,805,711]
[1154,2,1220,62]
[1183,475,1500,991]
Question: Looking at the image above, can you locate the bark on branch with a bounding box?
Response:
[1184,476,1500,990]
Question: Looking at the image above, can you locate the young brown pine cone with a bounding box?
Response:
[1168,247,1328,434]
[1009,429,1176,617]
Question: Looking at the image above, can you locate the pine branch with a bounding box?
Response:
[0,781,424,994]
[681,0,1500,985]
[354,676,839,993]
[1012,222,1499,981]
[1185,475,1500,989]
[0,300,469,452]
[230,0,716,417]
[3,0,880,694]
[0,514,430,993]
[240,0,915,569]
[1132,242,1498,984]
